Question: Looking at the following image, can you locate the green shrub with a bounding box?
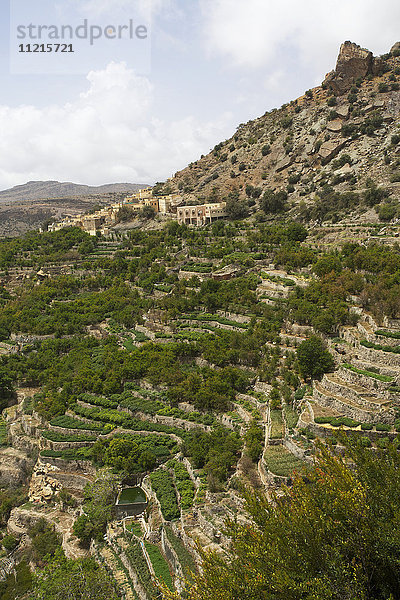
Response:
[2,534,18,552]
[361,423,374,431]
[375,423,391,432]
[378,204,397,222]
[261,144,270,156]
[376,330,400,340]
[280,116,293,129]
[150,469,180,520]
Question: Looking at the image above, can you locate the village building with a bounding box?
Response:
[177,202,227,226]
[47,189,186,235]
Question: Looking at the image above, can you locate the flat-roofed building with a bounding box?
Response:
[125,188,152,203]
[177,202,227,226]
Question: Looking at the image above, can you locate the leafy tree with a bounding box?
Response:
[32,550,118,600]
[73,471,119,546]
[225,198,249,220]
[182,427,241,484]
[0,488,27,528]
[260,189,287,214]
[1,534,18,552]
[245,420,264,462]
[117,205,135,222]
[164,439,400,600]
[313,255,342,277]
[0,369,14,412]
[140,205,156,219]
[0,560,32,599]
[296,335,335,380]
[29,518,62,565]
[363,179,388,207]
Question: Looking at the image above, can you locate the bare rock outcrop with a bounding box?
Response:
[323,41,373,95]
[391,42,400,54]
[29,462,62,503]
[0,448,34,488]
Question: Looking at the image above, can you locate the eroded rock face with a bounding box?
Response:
[323,41,373,95]
[29,462,62,503]
[391,42,400,54]
[0,448,34,488]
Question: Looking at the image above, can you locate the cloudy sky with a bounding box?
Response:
[1,0,400,189]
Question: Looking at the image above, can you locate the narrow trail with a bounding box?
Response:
[257,403,272,498]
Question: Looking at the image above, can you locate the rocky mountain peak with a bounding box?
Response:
[323,41,376,94]
[391,41,400,54]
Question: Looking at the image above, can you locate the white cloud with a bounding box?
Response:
[64,0,173,19]
[0,62,234,189]
[201,0,400,78]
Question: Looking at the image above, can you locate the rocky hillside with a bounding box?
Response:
[167,41,400,223]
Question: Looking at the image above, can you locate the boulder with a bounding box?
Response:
[326,120,342,133]
[319,140,347,165]
[275,155,292,172]
[334,164,353,176]
[323,41,373,95]
[336,104,350,119]
[28,462,62,503]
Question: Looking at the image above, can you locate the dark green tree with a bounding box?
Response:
[296,335,335,380]
[260,189,287,214]
[0,369,14,412]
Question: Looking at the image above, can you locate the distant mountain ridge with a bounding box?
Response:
[0,180,147,204]
[0,180,149,238]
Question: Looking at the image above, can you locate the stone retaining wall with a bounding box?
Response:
[51,471,93,490]
[283,438,313,463]
[305,421,399,442]
[131,410,211,433]
[320,374,372,404]
[337,366,392,393]
[48,424,101,437]
[355,344,400,368]
[321,376,384,410]
[215,310,252,324]
[351,359,400,381]
[41,439,96,451]
[38,456,96,474]
[383,316,400,331]
[374,333,400,347]
[161,528,185,589]
[313,385,381,423]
